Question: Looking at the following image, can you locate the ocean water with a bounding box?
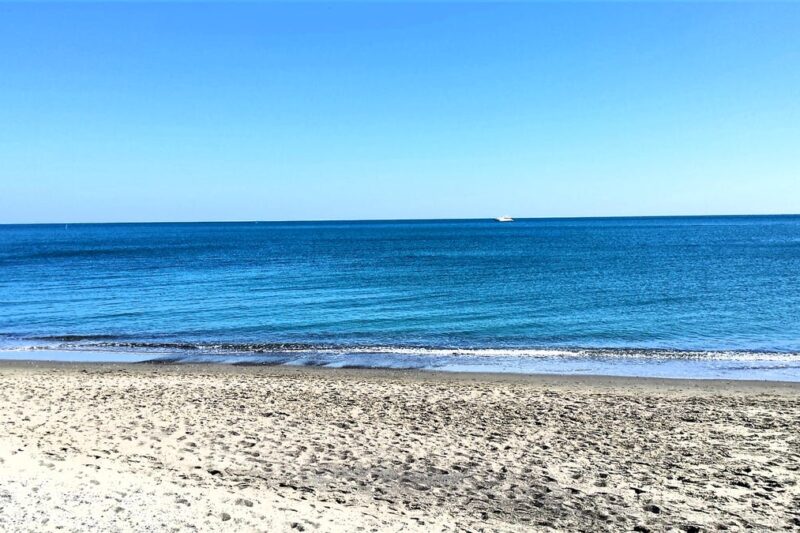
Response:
[1,216,799,380]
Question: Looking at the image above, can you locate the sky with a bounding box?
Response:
[1,2,799,223]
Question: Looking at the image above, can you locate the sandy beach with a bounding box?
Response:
[1,362,798,532]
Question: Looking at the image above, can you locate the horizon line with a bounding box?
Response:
[2,212,799,226]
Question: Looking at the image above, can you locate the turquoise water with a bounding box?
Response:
[1,216,799,379]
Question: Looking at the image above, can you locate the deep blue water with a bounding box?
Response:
[1,217,799,380]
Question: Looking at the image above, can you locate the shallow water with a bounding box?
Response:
[1,216,799,379]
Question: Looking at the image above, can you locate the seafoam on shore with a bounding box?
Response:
[2,336,800,381]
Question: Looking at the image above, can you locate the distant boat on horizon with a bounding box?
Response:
[495,216,514,222]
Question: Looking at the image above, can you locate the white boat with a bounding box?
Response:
[495,216,514,222]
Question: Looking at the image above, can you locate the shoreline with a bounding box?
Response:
[3,350,800,384]
[2,360,799,531]
[3,358,800,390]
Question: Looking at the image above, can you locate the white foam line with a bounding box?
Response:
[2,344,798,362]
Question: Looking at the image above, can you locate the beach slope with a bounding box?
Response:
[1,363,798,531]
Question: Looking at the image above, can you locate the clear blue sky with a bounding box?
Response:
[1,2,798,223]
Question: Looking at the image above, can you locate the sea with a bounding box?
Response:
[1,216,799,380]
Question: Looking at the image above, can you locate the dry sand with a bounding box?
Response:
[1,362,799,532]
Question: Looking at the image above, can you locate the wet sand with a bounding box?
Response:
[1,361,799,532]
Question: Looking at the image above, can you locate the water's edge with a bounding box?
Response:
[2,337,799,382]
